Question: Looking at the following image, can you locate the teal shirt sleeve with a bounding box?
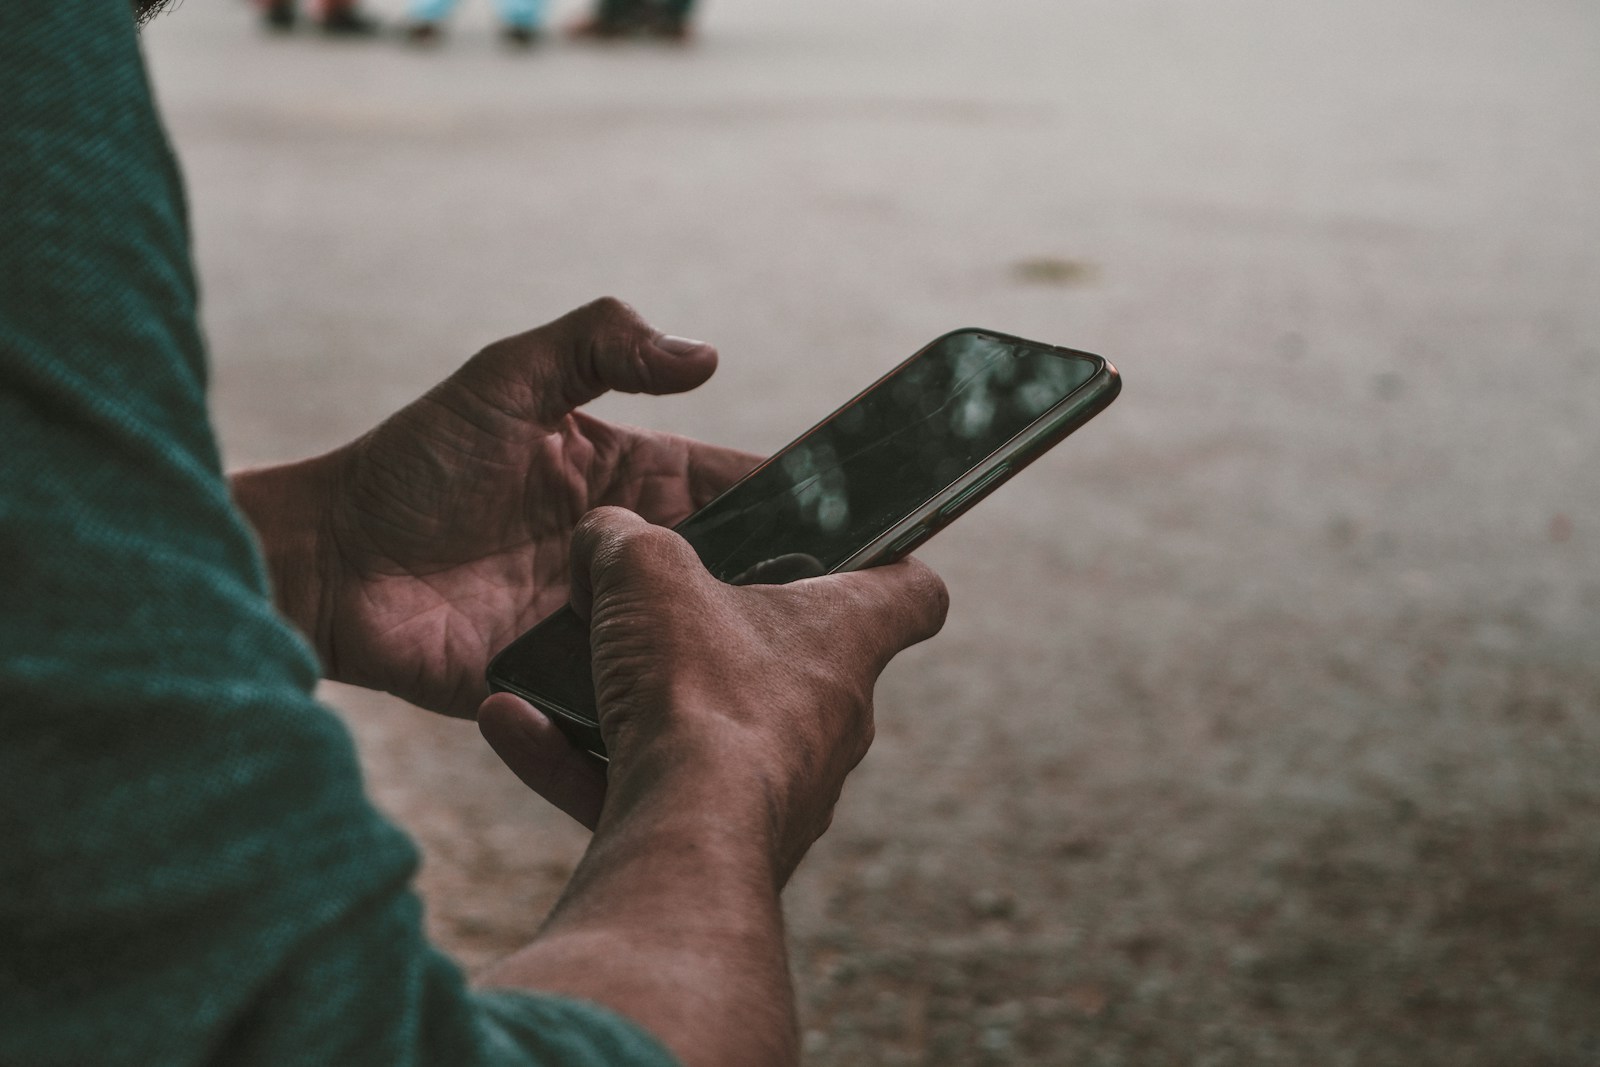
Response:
[0,3,678,1065]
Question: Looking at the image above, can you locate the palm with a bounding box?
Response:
[312,302,754,718]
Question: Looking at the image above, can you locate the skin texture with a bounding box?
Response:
[479,507,948,1065]
[235,299,951,1065]
[233,297,758,723]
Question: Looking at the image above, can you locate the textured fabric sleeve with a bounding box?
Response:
[0,2,677,1065]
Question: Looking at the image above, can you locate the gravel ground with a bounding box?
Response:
[144,0,1600,1062]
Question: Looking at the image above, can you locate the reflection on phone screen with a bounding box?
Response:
[488,332,1106,748]
[678,334,1098,580]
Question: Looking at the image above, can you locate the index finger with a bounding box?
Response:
[804,557,950,664]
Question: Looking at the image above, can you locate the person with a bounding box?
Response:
[257,0,381,34]
[0,0,948,1065]
[569,0,698,43]
[404,0,545,47]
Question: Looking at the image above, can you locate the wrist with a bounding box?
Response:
[495,723,801,1067]
[602,721,793,887]
[230,452,342,662]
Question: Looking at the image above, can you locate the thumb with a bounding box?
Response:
[568,505,705,622]
[567,505,650,623]
[468,297,718,430]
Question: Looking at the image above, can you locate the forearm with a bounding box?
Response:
[482,744,799,1067]
[229,454,340,654]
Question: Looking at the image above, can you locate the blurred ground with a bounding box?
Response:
[142,0,1600,1063]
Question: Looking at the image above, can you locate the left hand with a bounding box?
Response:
[234,297,758,719]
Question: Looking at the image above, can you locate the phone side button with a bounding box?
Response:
[885,524,932,557]
[937,464,1009,520]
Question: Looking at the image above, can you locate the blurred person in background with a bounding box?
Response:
[257,0,380,34]
[570,0,698,43]
[0,0,948,1065]
[404,0,545,47]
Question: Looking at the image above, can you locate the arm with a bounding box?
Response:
[230,335,949,1066]
[488,753,797,1066]
[476,508,950,1067]
[3,0,840,1059]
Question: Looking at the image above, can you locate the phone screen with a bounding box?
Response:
[489,330,1108,746]
[681,332,1101,581]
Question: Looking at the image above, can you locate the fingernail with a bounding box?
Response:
[656,334,707,356]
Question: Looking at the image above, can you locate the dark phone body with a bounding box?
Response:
[487,328,1120,758]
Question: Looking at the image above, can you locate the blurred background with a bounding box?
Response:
[143,1,1599,1063]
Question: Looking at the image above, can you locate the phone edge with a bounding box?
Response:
[486,332,1121,752]
[487,671,610,760]
[835,350,1121,571]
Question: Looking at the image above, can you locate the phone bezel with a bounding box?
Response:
[831,329,1118,567]
[486,328,1120,756]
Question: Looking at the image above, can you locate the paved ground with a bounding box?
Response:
[144,1,1600,1063]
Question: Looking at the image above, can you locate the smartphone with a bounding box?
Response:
[487,328,1120,757]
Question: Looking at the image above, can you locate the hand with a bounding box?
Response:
[477,514,944,1066]
[234,298,758,719]
[480,507,948,877]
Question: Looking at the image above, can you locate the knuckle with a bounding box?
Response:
[581,295,634,323]
[575,507,640,571]
[574,505,625,542]
[620,333,658,392]
[603,523,656,570]
[571,297,657,393]
[581,296,651,347]
[570,513,602,557]
[606,521,692,578]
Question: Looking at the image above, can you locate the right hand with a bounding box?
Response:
[480,506,948,880]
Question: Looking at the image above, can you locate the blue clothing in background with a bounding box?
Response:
[409,0,546,29]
